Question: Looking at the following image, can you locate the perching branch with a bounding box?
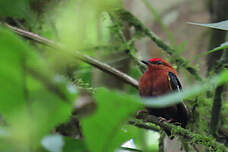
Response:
[76,54,138,88]
[136,112,227,152]
[5,23,138,89]
[128,119,160,132]
[115,9,202,81]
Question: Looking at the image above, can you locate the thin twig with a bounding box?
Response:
[109,13,146,73]
[5,23,139,89]
[141,0,176,45]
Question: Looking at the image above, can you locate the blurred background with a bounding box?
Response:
[125,0,210,77]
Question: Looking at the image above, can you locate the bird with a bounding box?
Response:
[138,58,189,136]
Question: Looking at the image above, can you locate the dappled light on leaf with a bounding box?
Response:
[0,27,76,151]
[81,88,142,152]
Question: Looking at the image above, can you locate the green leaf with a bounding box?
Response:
[188,20,228,30]
[192,41,228,60]
[211,41,228,51]
[0,26,28,119]
[0,26,75,151]
[81,88,142,152]
[26,88,72,142]
[0,0,30,18]
[63,137,87,152]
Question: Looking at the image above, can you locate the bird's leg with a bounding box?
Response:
[166,118,174,123]
[158,117,167,123]
[158,117,174,123]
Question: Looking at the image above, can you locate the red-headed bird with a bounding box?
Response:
[139,58,189,135]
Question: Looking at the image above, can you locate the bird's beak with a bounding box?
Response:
[141,60,150,65]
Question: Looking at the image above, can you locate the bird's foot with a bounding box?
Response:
[158,117,166,123]
[158,117,173,123]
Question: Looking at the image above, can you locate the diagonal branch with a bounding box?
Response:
[115,9,202,81]
[5,23,138,89]
[5,23,59,48]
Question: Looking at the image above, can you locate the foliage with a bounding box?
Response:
[0,0,31,18]
[0,0,227,152]
[81,88,142,152]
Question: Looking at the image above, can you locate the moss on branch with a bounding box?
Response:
[136,112,227,152]
[109,13,147,73]
[115,9,202,81]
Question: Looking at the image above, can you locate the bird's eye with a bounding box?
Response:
[150,60,163,65]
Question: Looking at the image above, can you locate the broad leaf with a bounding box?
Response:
[192,41,228,60]
[211,41,228,51]
[81,88,142,152]
[0,26,75,151]
[188,20,228,30]
[0,26,28,119]
[63,137,87,152]
[0,0,30,18]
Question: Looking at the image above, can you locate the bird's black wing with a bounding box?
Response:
[168,72,182,91]
[168,72,189,127]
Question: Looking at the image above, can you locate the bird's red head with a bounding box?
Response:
[141,58,172,68]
